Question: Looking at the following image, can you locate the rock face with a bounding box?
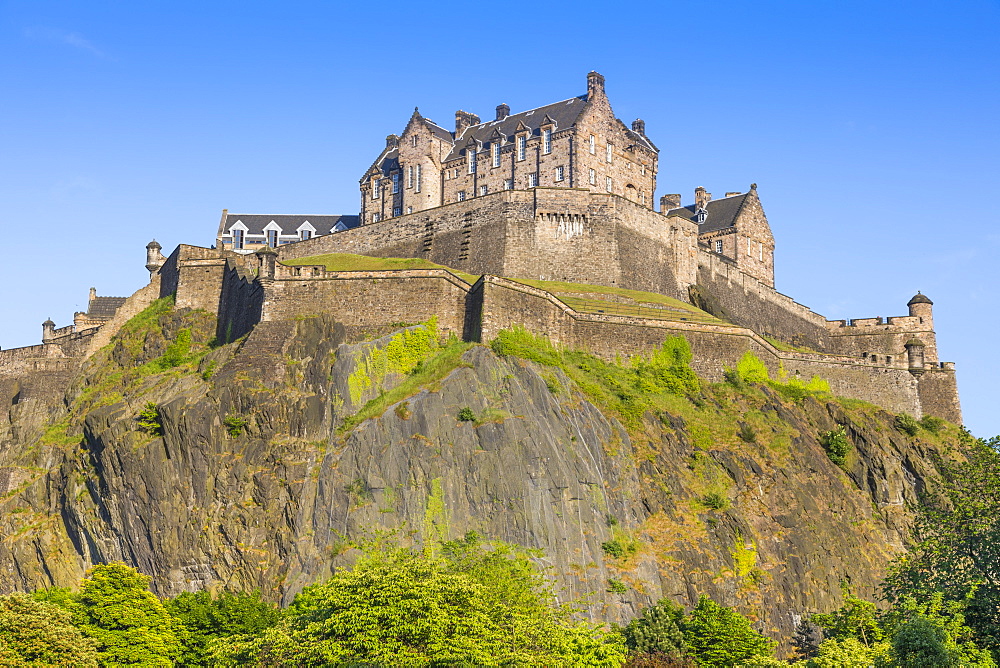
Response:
[0,305,959,646]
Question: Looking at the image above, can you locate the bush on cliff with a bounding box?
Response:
[210,532,628,666]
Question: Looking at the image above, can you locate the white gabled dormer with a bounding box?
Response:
[297,220,317,241]
[227,220,250,253]
[263,220,283,248]
[333,220,349,232]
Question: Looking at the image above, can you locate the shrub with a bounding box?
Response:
[607,578,628,594]
[160,327,192,369]
[737,423,757,443]
[623,598,687,656]
[602,531,640,560]
[819,426,851,467]
[682,595,776,666]
[895,413,920,436]
[736,352,770,384]
[701,492,729,510]
[223,415,248,437]
[201,360,217,381]
[920,414,946,434]
[457,407,476,422]
[137,402,163,436]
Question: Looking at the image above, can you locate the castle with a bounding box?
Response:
[1,73,960,423]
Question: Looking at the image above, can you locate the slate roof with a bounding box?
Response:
[87,296,127,319]
[223,214,360,236]
[667,193,748,235]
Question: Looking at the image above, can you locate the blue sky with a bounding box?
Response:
[2,0,998,436]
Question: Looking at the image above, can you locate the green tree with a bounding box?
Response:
[809,590,884,647]
[681,595,775,667]
[73,562,183,667]
[165,590,280,666]
[623,598,687,656]
[805,637,887,667]
[212,535,627,667]
[0,592,98,667]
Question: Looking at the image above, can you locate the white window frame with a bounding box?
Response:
[458,191,466,201]
[759,242,764,261]
[231,227,245,249]
[504,178,513,190]
[407,165,413,188]
[589,134,595,154]
[606,143,612,163]
[715,240,723,254]
[373,213,381,222]
[555,166,564,181]
[528,173,538,187]
[391,172,399,194]
[372,178,381,199]
[492,142,501,167]
[543,128,552,154]
[406,206,412,214]
[415,164,422,192]
[517,135,526,161]
[589,169,596,185]
[479,184,488,196]
[467,148,476,174]
[606,176,612,191]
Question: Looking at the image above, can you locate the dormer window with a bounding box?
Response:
[517,135,526,161]
[696,210,707,224]
[232,229,244,249]
[543,128,552,154]
[373,178,381,199]
[468,148,477,174]
[301,229,312,241]
[267,230,278,247]
[492,142,501,167]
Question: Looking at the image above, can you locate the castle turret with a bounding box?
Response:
[905,337,926,374]
[42,318,55,343]
[256,245,277,281]
[146,240,165,279]
[907,292,933,325]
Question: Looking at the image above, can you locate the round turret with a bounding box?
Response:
[42,318,55,342]
[905,337,926,373]
[145,239,166,278]
[907,291,933,322]
[256,245,277,280]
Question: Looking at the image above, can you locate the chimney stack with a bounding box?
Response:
[725,191,742,198]
[386,134,400,149]
[631,119,645,135]
[587,71,606,99]
[660,194,682,212]
[695,186,711,210]
[455,110,480,135]
[496,103,510,121]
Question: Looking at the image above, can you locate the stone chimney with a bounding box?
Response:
[725,191,742,198]
[631,119,645,135]
[695,187,711,210]
[385,134,400,149]
[89,286,97,303]
[660,194,682,212]
[145,240,165,279]
[455,110,480,135]
[587,71,606,99]
[496,103,510,121]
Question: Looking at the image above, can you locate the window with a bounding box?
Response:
[747,237,752,254]
[887,356,893,365]
[467,148,476,174]
[759,242,763,261]
[528,173,538,187]
[641,164,646,175]
[458,191,466,201]
[606,143,612,163]
[715,240,723,254]
[372,178,381,199]
[543,128,552,154]
[555,166,564,181]
[393,206,401,217]
[480,185,488,196]
[410,135,418,147]
[504,178,513,190]
[373,213,381,222]
[406,206,412,214]
[415,164,422,192]
[492,142,501,167]
[392,173,399,194]
[267,230,278,247]
[640,192,645,205]
[232,229,244,249]
[589,134,595,154]
[300,229,312,241]
[517,135,526,161]
[606,176,612,191]
[589,169,596,185]
[407,165,413,188]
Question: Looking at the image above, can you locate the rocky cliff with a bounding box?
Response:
[0,299,963,645]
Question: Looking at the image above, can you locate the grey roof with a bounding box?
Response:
[907,292,933,306]
[667,193,748,234]
[423,119,454,142]
[444,96,590,162]
[223,214,360,236]
[87,296,127,319]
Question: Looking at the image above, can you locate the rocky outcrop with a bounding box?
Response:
[0,306,960,647]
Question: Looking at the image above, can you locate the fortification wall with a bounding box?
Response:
[916,369,962,424]
[84,280,162,355]
[695,251,830,351]
[826,317,938,365]
[217,261,263,344]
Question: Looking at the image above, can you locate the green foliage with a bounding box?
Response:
[608,578,629,594]
[490,327,701,430]
[160,328,192,369]
[347,317,440,405]
[223,415,248,437]
[137,402,163,436]
[810,590,884,647]
[682,595,776,666]
[819,425,851,467]
[804,637,886,667]
[210,534,627,666]
[882,593,996,668]
[457,406,476,422]
[731,534,758,578]
[891,615,956,667]
[623,598,687,656]
[736,352,770,384]
[200,360,217,381]
[895,413,920,436]
[602,524,641,561]
[0,592,98,667]
[164,590,280,667]
[72,562,183,667]
[920,414,946,434]
[737,423,757,443]
[700,492,729,511]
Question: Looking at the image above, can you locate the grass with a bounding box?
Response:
[762,335,820,354]
[338,339,475,434]
[510,277,726,325]
[283,252,479,284]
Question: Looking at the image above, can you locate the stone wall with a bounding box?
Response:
[826,316,938,366]
[916,369,962,424]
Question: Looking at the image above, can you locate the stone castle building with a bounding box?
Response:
[6,72,961,424]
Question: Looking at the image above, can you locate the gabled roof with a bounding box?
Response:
[87,296,127,319]
[222,214,360,236]
[668,193,749,235]
[443,96,589,162]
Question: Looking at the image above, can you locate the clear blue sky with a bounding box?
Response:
[2,0,998,436]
